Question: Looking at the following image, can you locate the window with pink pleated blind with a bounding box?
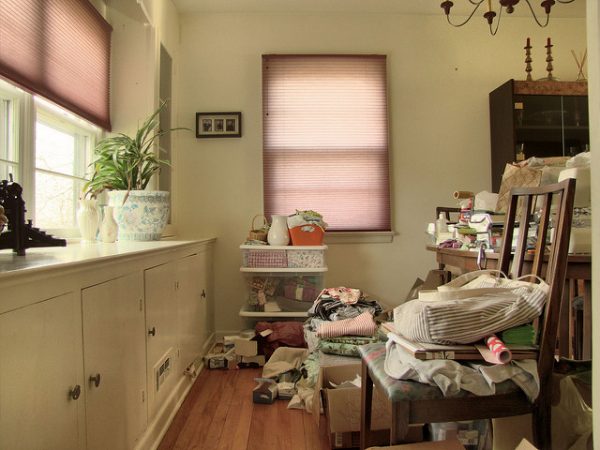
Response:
[262,55,391,232]
[0,0,112,130]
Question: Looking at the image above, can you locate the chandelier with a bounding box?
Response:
[440,0,576,35]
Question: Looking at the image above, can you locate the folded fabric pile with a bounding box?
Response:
[304,286,384,358]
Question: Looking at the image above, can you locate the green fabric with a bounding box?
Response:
[318,340,362,357]
[500,324,536,345]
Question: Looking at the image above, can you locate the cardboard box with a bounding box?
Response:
[312,363,422,448]
[366,440,465,450]
[253,378,278,404]
[204,342,236,369]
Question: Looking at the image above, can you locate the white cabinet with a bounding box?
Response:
[0,239,214,450]
[144,249,211,421]
[0,292,85,450]
[177,252,208,372]
[145,261,179,420]
[82,272,147,450]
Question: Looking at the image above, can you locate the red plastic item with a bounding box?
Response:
[289,224,324,246]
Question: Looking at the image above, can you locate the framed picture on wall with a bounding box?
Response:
[196,112,242,138]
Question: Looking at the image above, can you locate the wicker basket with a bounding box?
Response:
[247,214,268,242]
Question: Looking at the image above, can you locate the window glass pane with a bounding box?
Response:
[0,162,18,181]
[35,171,82,229]
[35,121,77,176]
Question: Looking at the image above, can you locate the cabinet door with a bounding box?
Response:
[0,292,84,450]
[145,261,179,420]
[177,252,207,371]
[82,272,147,450]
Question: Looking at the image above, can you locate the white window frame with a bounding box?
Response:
[0,78,101,239]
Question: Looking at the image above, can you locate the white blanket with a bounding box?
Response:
[384,339,540,402]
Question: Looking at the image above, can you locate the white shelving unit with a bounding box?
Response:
[239,244,327,319]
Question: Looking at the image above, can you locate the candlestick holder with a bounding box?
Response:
[538,37,556,81]
[524,37,533,81]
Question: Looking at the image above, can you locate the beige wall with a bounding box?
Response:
[586,0,599,445]
[172,13,586,332]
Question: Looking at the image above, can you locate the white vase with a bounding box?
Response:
[77,198,99,242]
[267,215,290,246]
[99,206,118,243]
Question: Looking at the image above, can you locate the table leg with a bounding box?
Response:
[390,401,409,444]
[360,360,373,450]
[582,280,592,359]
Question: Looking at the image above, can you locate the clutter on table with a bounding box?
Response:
[428,151,592,254]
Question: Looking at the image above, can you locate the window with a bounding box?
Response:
[262,55,391,232]
[35,100,96,230]
[0,86,18,182]
[0,77,99,234]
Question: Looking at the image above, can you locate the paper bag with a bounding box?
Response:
[495,164,542,213]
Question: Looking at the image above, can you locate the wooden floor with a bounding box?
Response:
[158,367,331,450]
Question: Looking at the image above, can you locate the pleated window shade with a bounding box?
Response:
[0,0,112,130]
[263,55,391,232]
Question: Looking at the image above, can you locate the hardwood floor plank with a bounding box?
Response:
[158,369,213,450]
[172,369,235,449]
[274,397,307,449]
[216,369,258,450]
[159,367,331,450]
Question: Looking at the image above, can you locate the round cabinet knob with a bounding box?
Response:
[148,327,156,336]
[89,373,101,388]
[201,290,206,298]
[69,385,81,400]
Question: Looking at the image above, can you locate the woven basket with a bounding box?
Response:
[247,214,268,242]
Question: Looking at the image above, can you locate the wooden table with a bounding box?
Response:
[428,246,592,360]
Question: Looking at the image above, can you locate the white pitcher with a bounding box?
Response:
[267,215,290,246]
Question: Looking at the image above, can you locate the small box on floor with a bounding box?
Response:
[253,378,278,404]
[204,343,236,369]
[366,440,465,450]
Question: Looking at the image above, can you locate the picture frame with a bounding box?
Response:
[196,112,242,138]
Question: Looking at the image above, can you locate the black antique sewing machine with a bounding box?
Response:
[0,179,66,256]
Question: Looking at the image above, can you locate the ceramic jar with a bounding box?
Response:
[77,198,99,242]
[108,190,169,241]
[267,214,290,246]
[99,206,118,243]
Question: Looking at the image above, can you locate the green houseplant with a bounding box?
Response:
[83,102,186,241]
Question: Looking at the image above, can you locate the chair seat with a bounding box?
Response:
[358,343,521,403]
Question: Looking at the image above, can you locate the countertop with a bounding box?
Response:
[0,239,215,280]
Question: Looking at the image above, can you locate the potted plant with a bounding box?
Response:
[83,102,187,241]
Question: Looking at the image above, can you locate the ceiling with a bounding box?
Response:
[170,0,586,17]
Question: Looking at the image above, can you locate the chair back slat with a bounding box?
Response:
[498,178,575,406]
[531,194,552,279]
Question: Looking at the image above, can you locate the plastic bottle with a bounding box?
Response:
[436,212,448,237]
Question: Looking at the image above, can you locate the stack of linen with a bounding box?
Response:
[304,287,384,358]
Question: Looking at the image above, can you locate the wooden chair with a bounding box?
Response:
[360,178,576,450]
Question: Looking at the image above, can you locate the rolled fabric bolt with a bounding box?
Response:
[453,190,475,200]
[485,335,512,364]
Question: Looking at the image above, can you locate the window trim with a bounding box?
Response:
[262,54,392,232]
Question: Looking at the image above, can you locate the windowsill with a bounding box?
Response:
[324,231,396,244]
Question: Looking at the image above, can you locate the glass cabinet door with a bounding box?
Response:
[513,95,589,160]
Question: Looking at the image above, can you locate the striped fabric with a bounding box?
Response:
[394,275,548,345]
[317,311,377,338]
